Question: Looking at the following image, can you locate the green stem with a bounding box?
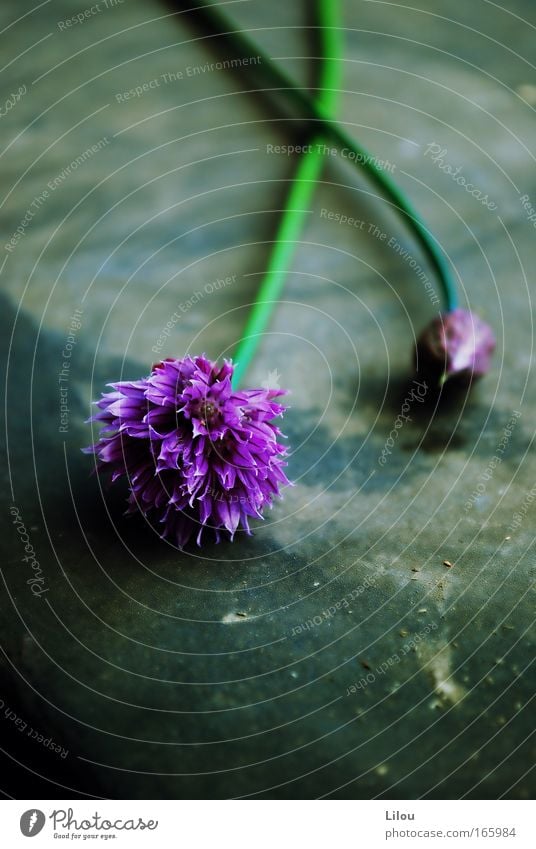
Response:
[232,0,342,387]
[178,0,459,347]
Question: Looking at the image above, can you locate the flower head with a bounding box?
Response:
[415,308,495,386]
[84,355,291,547]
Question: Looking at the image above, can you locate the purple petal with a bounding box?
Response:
[83,354,291,547]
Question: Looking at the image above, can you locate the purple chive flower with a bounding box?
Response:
[415,308,495,386]
[84,355,291,548]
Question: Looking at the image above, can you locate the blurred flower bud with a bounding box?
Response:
[415,308,495,386]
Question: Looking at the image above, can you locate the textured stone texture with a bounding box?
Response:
[0,0,534,799]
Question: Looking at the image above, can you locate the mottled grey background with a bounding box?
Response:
[0,0,534,799]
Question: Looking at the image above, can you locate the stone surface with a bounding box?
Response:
[0,0,534,799]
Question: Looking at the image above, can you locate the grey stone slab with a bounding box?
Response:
[0,0,534,798]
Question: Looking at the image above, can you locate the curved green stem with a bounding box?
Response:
[179,0,459,327]
[232,0,342,387]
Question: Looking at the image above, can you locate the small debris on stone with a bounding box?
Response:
[443,560,454,568]
[360,660,371,670]
[222,612,249,624]
[399,629,409,637]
